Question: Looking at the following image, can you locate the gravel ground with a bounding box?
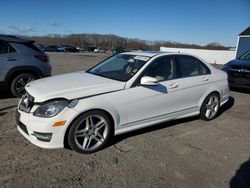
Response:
[0,52,249,188]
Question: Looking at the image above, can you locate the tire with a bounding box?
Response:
[200,93,220,121]
[68,110,112,154]
[10,73,36,97]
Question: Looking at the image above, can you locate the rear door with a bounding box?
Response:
[174,55,212,110]
[0,40,17,81]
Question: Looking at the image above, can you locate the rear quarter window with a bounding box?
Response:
[0,40,16,54]
[23,42,43,52]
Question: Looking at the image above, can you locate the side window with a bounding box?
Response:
[0,41,8,54]
[199,61,211,75]
[0,41,16,54]
[142,56,175,82]
[176,55,210,78]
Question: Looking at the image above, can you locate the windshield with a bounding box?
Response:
[239,50,250,60]
[87,54,150,81]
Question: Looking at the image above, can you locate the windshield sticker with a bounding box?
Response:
[134,56,150,61]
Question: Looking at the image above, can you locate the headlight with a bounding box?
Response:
[34,100,68,118]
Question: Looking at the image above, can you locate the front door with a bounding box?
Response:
[128,55,183,123]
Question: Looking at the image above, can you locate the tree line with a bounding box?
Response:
[29,33,231,51]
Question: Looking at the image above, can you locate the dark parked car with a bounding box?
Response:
[44,45,59,52]
[86,46,96,52]
[0,35,51,97]
[112,46,124,55]
[58,45,79,52]
[222,50,250,89]
[64,46,79,52]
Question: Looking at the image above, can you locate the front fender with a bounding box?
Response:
[73,100,120,128]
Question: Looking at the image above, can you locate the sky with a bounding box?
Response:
[0,0,249,46]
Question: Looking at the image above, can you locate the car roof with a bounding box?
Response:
[0,34,34,43]
[121,51,176,57]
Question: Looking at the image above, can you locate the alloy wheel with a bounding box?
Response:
[205,95,219,119]
[15,75,34,95]
[74,115,109,152]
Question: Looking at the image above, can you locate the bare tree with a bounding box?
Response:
[29,33,230,51]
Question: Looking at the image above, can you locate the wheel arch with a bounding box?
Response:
[5,66,43,87]
[199,90,221,112]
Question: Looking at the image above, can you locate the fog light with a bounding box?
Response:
[31,132,52,142]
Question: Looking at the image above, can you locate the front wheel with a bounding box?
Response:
[68,110,112,154]
[200,93,220,121]
[10,73,36,97]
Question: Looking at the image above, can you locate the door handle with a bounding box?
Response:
[168,83,178,89]
[202,77,209,81]
[5,58,16,61]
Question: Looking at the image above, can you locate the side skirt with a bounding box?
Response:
[114,107,199,136]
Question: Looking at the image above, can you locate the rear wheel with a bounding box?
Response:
[200,93,220,121]
[68,110,112,154]
[10,73,36,97]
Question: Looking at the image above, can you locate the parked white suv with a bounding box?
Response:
[16,51,229,153]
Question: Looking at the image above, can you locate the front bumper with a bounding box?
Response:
[228,78,250,89]
[224,69,250,89]
[16,106,78,149]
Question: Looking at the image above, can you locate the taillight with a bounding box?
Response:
[35,55,49,62]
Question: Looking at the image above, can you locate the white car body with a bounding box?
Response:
[94,48,106,53]
[17,51,229,149]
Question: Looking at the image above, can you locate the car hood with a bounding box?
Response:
[228,59,250,67]
[25,72,125,102]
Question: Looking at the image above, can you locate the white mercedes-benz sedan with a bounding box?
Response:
[16,51,229,153]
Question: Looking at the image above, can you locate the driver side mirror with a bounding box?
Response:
[140,76,158,86]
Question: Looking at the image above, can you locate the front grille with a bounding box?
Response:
[19,122,29,135]
[229,71,250,79]
[19,93,34,113]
